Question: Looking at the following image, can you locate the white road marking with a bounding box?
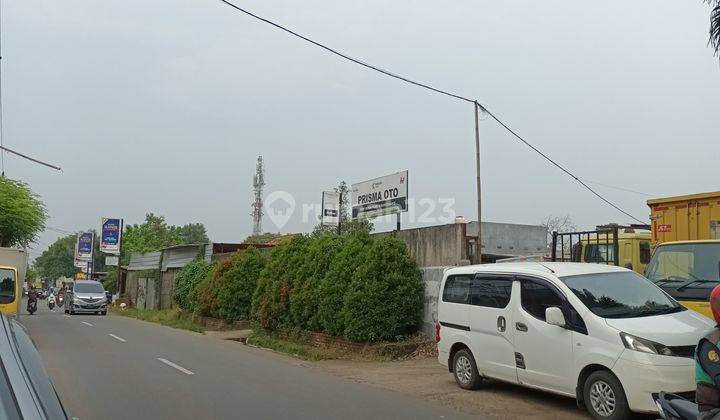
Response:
[81,321,93,326]
[157,358,194,375]
[109,334,126,343]
[63,314,71,318]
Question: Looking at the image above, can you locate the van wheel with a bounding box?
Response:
[583,371,630,420]
[452,348,482,390]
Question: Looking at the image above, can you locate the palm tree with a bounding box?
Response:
[708,0,720,56]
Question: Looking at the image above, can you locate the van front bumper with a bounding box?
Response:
[612,349,695,413]
[72,302,107,313]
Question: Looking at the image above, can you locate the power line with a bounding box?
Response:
[217,0,645,224]
[0,145,61,171]
[579,179,656,198]
[45,226,73,235]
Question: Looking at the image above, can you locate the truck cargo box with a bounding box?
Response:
[647,191,720,244]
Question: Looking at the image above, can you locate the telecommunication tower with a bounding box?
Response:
[251,156,265,235]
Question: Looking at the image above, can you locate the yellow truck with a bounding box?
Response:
[550,225,652,275]
[0,247,28,317]
[644,191,720,318]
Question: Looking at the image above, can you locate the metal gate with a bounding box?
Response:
[551,226,620,266]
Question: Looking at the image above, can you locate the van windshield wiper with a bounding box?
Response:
[676,278,719,292]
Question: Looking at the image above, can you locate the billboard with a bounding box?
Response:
[105,255,119,267]
[100,218,123,254]
[321,191,340,227]
[75,232,94,261]
[351,170,408,219]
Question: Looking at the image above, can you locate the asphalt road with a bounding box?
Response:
[20,301,470,420]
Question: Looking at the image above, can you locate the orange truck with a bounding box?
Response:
[644,191,720,318]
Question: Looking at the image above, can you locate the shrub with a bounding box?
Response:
[216,247,266,322]
[317,230,372,335]
[342,235,424,342]
[195,258,234,317]
[251,236,310,330]
[173,257,214,312]
[289,233,345,331]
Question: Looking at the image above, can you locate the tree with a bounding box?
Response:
[34,235,78,280]
[707,0,720,57]
[121,213,182,264]
[177,223,209,244]
[0,177,47,247]
[540,214,577,243]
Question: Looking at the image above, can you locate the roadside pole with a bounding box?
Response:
[474,102,482,264]
[396,213,401,232]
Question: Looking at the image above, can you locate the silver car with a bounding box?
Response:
[65,280,108,315]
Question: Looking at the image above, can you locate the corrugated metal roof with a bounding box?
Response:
[127,251,161,271]
[162,245,204,271]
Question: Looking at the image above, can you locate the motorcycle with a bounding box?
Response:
[47,294,56,310]
[27,298,37,315]
[655,392,698,420]
[57,294,64,308]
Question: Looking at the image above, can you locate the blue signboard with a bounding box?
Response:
[76,232,94,260]
[100,218,122,253]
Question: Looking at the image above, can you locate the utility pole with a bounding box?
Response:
[474,102,482,265]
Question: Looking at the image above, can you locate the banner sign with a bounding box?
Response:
[105,255,119,267]
[100,218,123,254]
[351,170,408,219]
[75,232,94,261]
[321,191,340,227]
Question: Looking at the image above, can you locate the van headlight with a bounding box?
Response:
[620,332,673,356]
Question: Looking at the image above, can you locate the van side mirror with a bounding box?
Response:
[545,307,566,327]
[624,262,633,271]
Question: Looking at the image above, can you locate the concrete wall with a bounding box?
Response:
[467,221,547,257]
[419,267,450,337]
[374,224,469,267]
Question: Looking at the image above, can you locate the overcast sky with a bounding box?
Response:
[4,0,719,257]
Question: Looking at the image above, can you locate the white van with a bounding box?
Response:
[436,262,713,419]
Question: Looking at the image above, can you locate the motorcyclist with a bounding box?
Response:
[696,285,720,418]
[26,286,38,312]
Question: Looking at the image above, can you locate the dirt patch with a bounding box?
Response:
[314,357,587,420]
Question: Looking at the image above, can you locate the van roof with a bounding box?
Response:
[444,262,628,279]
[656,240,720,246]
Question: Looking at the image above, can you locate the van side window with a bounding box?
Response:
[470,277,512,308]
[521,280,564,321]
[640,241,651,264]
[442,275,473,304]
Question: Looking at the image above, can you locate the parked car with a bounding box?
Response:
[0,313,67,419]
[65,280,108,315]
[436,262,713,419]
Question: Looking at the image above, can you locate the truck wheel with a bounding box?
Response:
[583,370,630,420]
[452,348,482,390]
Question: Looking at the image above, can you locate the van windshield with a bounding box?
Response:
[560,271,684,318]
[645,243,720,287]
[0,268,15,304]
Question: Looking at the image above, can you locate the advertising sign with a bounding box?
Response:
[351,170,408,219]
[100,218,123,253]
[105,255,119,267]
[75,232,94,261]
[321,191,340,227]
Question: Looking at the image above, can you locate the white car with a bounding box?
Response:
[436,262,713,419]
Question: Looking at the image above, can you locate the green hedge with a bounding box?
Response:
[176,231,424,343]
[173,257,214,312]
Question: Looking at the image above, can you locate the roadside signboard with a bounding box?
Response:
[100,218,123,254]
[105,255,119,267]
[75,232,94,261]
[73,258,87,269]
[321,191,340,227]
[351,170,408,219]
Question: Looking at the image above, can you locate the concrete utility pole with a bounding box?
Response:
[474,102,482,265]
[251,156,265,235]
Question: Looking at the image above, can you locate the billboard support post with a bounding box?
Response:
[337,192,342,235]
[396,213,400,232]
[474,102,482,265]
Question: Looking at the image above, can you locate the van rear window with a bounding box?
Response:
[443,275,472,304]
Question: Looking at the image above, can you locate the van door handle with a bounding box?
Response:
[497,316,506,332]
[515,322,528,332]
